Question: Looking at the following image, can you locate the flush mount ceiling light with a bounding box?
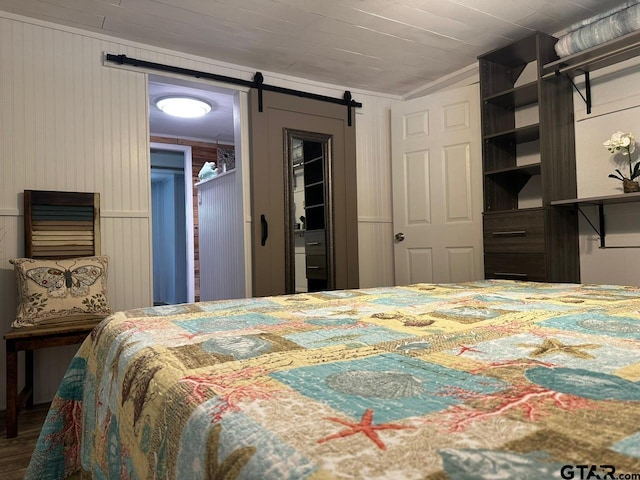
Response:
[156,96,212,118]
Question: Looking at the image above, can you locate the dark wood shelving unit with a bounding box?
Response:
[478,31,579,283]
[302,140,329,291]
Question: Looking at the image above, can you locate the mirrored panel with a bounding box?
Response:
[284,129,333,294]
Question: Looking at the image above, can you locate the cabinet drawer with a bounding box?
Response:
[306,255,327,280]
[483,210,544,253]
[304,229,326,256]
[484,254,546,282]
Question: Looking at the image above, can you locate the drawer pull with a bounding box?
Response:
[494,272,528,278]
[307,266,321,270]
[306,242,321,246]
[492,230,526,237]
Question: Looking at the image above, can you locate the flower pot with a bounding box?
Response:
[623,179,640,193]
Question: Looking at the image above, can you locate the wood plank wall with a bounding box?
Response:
[150,136,234,301]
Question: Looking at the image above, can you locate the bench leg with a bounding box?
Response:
[25,350,34,409]
[6,347,17,438]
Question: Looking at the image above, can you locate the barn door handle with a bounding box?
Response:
[261,214,268,246]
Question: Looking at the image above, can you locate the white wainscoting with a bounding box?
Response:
[358,217,395,288]
[0,11,401,409]
[197,172,245,301]
[0,15,154,408]
[355,95,398,288]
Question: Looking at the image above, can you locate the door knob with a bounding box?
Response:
[394,232,405,242]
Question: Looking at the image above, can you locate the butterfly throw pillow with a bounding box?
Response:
[10,256,113,328]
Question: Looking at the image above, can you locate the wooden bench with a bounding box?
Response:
[4,319,103,438]
[5,190,103,438]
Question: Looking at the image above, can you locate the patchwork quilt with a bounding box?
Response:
[26,281,640,479]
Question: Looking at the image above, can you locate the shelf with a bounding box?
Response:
[194,168,235,186]
[551,192,640,248]
[305,203,325,210]
[551,191,640,206]
[484,124,539,144]
[542,29,640,78]
[485,163,541,177]
[483,81,538,109]
[485,163,541,200]
[304,156,323,166]
[305,180,324,188]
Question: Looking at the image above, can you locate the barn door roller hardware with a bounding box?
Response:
[105,54,362,126]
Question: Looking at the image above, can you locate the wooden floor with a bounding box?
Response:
[0,404,49,479]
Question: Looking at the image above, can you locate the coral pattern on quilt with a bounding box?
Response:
[26,280,640,479]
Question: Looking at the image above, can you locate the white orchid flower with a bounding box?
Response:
[605,131,639,181]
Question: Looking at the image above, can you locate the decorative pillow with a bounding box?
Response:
[10,256,112,328]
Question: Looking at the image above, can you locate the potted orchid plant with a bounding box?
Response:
[604,131,640,193]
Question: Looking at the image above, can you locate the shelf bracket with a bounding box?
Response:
[553,191,640,248]
[561,70,591,114]
[576,204,604,246]
[576,203,640,249]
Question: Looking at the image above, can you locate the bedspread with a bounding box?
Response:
[26,281,640,479]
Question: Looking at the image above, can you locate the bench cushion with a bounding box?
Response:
[10,256,112,328]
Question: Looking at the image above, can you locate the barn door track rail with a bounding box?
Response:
[105,54,362,126]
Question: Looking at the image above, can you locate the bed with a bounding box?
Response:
[25,280,640,479]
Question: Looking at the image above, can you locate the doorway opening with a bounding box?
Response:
[148,74,248,303]
[150,143,194,305]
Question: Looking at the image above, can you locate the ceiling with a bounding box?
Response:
[0,0,631,96]
[148,75,236,143]
[1,0,632,143]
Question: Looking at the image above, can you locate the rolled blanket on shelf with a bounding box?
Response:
[555,1,640,57]
[563,0,639,34]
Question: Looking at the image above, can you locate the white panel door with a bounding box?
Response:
[391,84,483,285]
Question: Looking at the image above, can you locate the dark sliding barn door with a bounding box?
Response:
[249,90,358,297]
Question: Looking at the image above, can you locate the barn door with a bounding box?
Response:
[249,90,358,296]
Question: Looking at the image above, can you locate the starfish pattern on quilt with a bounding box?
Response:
[317,409,414,450]
[518,338,600,359]
[456,344,482,356]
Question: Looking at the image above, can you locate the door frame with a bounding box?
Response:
[391,83,483,285]
[283,128,335,294]
[150,142,195,303]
